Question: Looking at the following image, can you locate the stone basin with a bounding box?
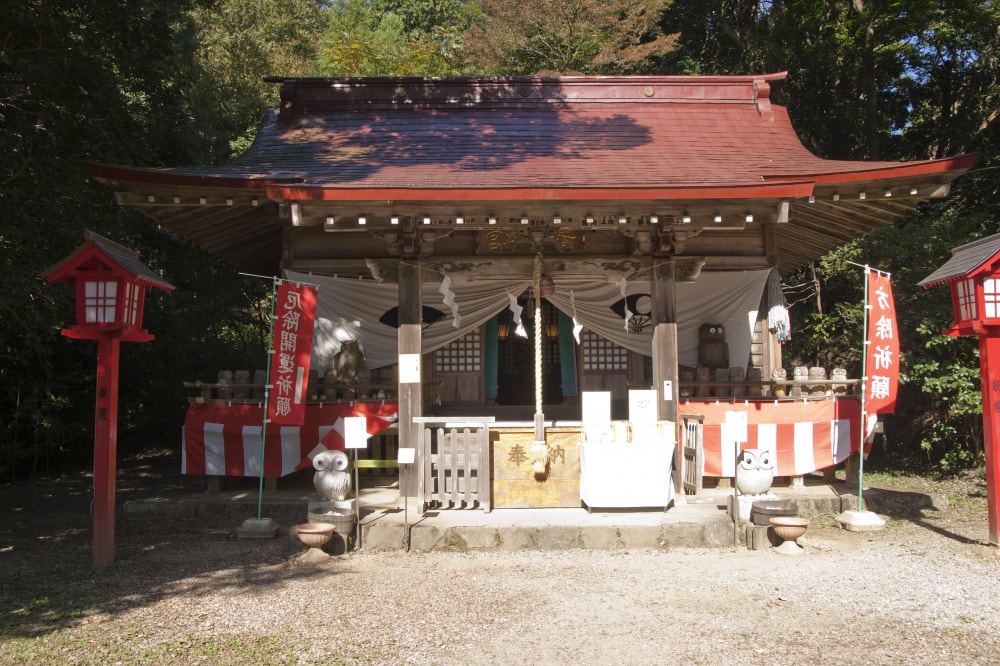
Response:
[294,522,336,548]
[768,515,810,542]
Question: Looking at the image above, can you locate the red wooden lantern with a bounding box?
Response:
[920,233,1000,546]
[46,231,172,342]
[45,231,174,565]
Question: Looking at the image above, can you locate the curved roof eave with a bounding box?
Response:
[83,74,978,275]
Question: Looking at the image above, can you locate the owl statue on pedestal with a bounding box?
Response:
[313,449,352,501]
[735,448,775,496]
[697,323,729,371]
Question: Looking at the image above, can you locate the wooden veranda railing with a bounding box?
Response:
[680,414,704,496]
[414,417,494,513]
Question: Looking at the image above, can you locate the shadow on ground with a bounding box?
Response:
[0,448,331,641]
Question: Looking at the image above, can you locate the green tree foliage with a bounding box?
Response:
[893,0,999,161]
[188,0,328,157]
[459,0,677,75]
[318,0,468,76]
[676,0,1000,470]
[0,0,307,477]
[2,0,197,475]
[373,0,471,45]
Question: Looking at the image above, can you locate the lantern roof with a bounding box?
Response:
[86,73,975,275]
[45,231,175,292]
[919,233,1000,288]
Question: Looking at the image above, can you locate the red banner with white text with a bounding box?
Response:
[865,271,899,440]
[266,282,317,426]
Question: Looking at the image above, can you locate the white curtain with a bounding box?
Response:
[546,270,770,368]
[285,268,770,372]
[286,270,530,369]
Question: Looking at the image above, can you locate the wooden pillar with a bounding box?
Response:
[763,227,784,382]
[651,261,681,501]
[651,262,679,422]
[979,334,1000,546]
[397,260,422,498]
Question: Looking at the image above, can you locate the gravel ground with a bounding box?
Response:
[2,450,999,665]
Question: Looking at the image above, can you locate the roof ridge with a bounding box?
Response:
[269,74,787,126]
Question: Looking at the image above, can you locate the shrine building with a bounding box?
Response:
[87,73,974,509]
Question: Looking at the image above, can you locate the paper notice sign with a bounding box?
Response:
[343,416,368,449]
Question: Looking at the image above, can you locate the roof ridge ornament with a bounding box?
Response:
[753,77,774,122]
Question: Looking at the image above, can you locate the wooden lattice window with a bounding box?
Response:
[581,330,627,372]
[435,329,481,373]
[956,278,977,321]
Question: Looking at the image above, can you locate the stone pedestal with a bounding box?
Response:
[728,493,780,522]
[236,517,280,539]
[836,510,886,532]
[308,500,358,553]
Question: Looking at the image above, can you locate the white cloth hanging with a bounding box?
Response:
[286,268,770,371]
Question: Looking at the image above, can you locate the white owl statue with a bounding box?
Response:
[313,449,352,501]
[735,448,775,495]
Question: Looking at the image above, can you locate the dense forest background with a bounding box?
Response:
[2,0,998,478]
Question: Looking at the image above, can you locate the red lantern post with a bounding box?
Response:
[920,233,1000,547]
[46,231,174,565]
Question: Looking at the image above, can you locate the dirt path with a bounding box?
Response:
[1,450,998,664]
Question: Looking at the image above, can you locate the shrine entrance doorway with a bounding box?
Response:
[496,296,565,406]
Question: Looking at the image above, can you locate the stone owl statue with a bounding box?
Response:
[697,323,729,371]
[735,448,775,496]
[313,449,352,501]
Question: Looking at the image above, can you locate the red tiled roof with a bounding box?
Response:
[106,73,960,196]
[87,74,976,274]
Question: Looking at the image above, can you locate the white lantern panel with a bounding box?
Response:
[985,278,1000,319]
[83,280,118,323]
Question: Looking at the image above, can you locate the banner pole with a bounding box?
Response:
[257,276,279,520]
[837,261,890,532]
[847,260,892,513]
[859,266,870,512]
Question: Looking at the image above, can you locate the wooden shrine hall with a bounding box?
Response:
[87,73,974,510]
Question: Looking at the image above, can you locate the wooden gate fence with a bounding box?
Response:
[414,417,494,513]
[681,414,704,496]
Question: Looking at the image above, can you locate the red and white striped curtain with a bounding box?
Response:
[688,399,861,477]
[182,402,398,478]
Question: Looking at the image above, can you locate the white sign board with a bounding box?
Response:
[343,416,368,449]
[399,353,421,383]
[724,410,749,442]
[397,447,416,464]
[581,391,612,424]
[629,389,658,423]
